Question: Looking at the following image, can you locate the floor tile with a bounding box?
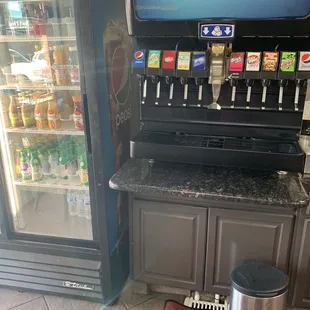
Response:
[9,297,48,310]
[130,294,185,310]
[44,295,126,310]
[120,283,156,309]
[0,288,41,310]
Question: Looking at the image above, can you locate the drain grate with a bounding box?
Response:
[184,296,228,310]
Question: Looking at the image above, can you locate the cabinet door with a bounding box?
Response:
[132,199,207,290]
[205,208,294,295]
[293,218,310,308]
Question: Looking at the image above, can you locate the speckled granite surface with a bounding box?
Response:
[110,159,309,208]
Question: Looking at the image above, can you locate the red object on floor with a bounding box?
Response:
[163,300,193,310]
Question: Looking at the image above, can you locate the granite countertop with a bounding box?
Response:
[109,159,309,209]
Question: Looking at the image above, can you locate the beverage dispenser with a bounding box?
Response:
[127,0,310,172]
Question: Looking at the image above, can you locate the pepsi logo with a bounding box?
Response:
[164,57,174,63]
[302,53,310,64]
[134,51,144,60]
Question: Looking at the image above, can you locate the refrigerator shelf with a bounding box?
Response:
[15,180,89,191]
[0,85,80,91]
[0,35,76,43]
[5,127,84,136]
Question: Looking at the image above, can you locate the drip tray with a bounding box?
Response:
[130,131,305,172]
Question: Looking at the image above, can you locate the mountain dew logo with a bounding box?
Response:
[280,52,296,72]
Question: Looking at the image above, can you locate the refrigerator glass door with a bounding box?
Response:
[0,0,93,240]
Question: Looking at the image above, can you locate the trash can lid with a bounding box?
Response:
[231,260,289,298]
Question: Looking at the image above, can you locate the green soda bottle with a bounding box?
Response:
[48,147,58,179]
[20,150,31,182]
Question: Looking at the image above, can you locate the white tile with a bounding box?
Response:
[130,294,185,310]
[44,295,125,310]
[10,297,47,310]
[0,288,41,310]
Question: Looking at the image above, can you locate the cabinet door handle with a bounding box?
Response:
[83,93,92,154]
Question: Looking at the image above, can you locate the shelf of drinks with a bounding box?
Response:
[0,35,76,43]
[0,85,80,91]
[14,179,89,191]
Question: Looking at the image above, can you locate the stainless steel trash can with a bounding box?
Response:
[230,261,289,310]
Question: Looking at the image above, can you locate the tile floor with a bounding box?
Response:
[0,284,306,310]
[0,283,185,310]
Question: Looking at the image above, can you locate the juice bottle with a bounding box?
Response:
[20,150,31,182]
[53,45,69,86]
[72,94,83,131]
[21,101,35,128]
[79,151,88,186]
[47,95,61,129]
[29,148,43,182]
[34,94,48,129]
[1,91,11,128]
[9,94,22,128]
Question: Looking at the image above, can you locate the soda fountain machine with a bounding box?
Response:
[127,1,310,173]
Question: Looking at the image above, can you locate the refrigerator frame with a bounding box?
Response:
[0,0,117,302]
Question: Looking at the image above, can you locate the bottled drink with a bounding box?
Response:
[47,94,61,129]
[20,150,31,182]
[76,192,85,218]
[72,94,83,131]
[21,101,35,128]
[67,190,78,216]
[47,147,58,179]
[84,192,91,220]
[9,94,22,128]
[34,95,48,129]
[53,45,69,86]
[15,147,22,179]
[38,146,51,176]
[79,151,88,186]
[29,148,43,182]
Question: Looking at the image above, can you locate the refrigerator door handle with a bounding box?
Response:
[83,94,92,154]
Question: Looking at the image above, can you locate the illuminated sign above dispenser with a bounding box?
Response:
[200,24,235,39]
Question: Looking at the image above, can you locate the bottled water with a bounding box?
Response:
[84,192,91,220]
[77,191,85,218]
[67,190,78,216]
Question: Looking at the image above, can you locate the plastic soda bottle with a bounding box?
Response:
[76,192,85,217]
[67,190,78,216]
[20,150,31,182]
[29,149,43,182]
[84,192,91,219]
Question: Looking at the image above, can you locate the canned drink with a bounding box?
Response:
[229,52,245,72]
[298,52,310,71]
[262,52,279,72]
[177,52,191,71]
[192,52,206,70]
[246,52,261,72]
[147,50,161,69]
[280,52,297,72]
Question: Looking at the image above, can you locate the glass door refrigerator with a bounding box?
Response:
[0,0,130,303]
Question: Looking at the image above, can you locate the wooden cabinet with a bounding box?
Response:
[292,218,310,308]
[132,199,207,290]
[205,208,294,295]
